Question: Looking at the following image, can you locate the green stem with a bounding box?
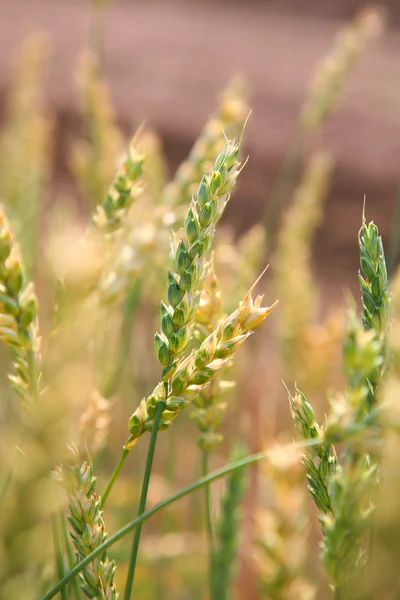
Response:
[263,134,305,248]
[202,451,214,547]
[123,399,166,600]
[100,278,142,400]
[101,447,130,508]
[51,513,69,600]
[59,512,83,600]
[202,450,214,599]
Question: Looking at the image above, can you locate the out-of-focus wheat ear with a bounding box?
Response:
[161,78,249,207]
[300,8,384,132]
[0,34,52,275]
[0,206,42,409]
[273,152,333,382]
[71,50,124,209]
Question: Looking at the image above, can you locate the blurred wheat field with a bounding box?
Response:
[1,3,400,600]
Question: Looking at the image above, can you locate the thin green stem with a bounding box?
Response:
[101,447,130,508]
[263,134,305,248]
[202,451,214,548]
[40,438,323,600]
[123,399,166,600]
[202,450,214,599]
[59,512,83,600]
[51,513,69,600]
[100,278,142,400]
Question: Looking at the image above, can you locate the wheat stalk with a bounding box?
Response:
[273,152,334,384]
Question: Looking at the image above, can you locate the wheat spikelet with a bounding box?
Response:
[62,452,119,599]
[128,274,277,448]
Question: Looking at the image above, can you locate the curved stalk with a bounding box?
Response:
[101,447,130,508]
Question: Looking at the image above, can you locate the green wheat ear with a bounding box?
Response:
[358,212,390,337]
[358,207,391,407]
[60,449,119,600]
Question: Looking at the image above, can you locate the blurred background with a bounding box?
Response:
[1,0,400,298]
[1,1,400,599]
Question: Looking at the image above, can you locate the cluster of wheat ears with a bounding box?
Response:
[1,5,400,600]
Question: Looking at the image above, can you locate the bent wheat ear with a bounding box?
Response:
[127,276,277,448]
[0,207,42,408]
